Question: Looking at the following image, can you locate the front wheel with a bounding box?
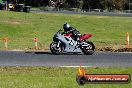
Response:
[81,41,95,55]
[50,42,64,55]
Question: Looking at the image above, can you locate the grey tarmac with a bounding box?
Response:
[0,51,131,67]
[31,10,132,17]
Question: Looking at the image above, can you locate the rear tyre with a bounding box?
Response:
[81,41,95,55]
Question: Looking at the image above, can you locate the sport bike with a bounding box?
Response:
[50,30,95,55]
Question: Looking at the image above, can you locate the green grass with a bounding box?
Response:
[0,11,132,50]
[0,67,131,88]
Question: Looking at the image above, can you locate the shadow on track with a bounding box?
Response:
[25,51,52,55]
[25,51,83,55]
[36,52,83,55]
[34,52,52,55]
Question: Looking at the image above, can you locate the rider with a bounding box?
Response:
[63,23,82,41]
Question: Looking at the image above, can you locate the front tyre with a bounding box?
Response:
[50,42,63,55]
[81,41,95,55]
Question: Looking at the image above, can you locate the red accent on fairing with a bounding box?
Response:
[64,33,73,36]
[80,34,92,40]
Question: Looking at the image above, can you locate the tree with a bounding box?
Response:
[82,0,103,10]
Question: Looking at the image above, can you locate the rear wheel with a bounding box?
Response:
[50,42,64,55]
[81,41,95,55]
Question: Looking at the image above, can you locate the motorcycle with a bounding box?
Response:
[50,29,95,55]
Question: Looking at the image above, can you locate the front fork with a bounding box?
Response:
[57,41,61,48]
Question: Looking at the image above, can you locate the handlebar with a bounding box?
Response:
[57,29,63,34]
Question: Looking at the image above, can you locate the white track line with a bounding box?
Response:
[60,66,91,68]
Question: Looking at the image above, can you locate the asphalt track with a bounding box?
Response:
[31,10,132,17]
[0,51,131,67]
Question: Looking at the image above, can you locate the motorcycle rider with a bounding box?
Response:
[63,23,82,41]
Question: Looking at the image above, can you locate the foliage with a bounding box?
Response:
[1,0,131,11]
[105,0,128,11]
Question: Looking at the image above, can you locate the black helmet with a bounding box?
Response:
[63,23,70,32]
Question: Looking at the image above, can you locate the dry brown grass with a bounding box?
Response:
[96,46,132,52]
[2,20,28,25]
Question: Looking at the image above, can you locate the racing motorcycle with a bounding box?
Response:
[50,29,95,55]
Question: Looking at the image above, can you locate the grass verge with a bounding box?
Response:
[0,67,131,88]
[0,11,132,51]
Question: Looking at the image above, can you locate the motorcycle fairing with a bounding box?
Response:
[64,33,72,37]
[80,34,92,40]
[56,33,81,52]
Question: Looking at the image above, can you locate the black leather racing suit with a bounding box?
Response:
[64,27,82,41]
